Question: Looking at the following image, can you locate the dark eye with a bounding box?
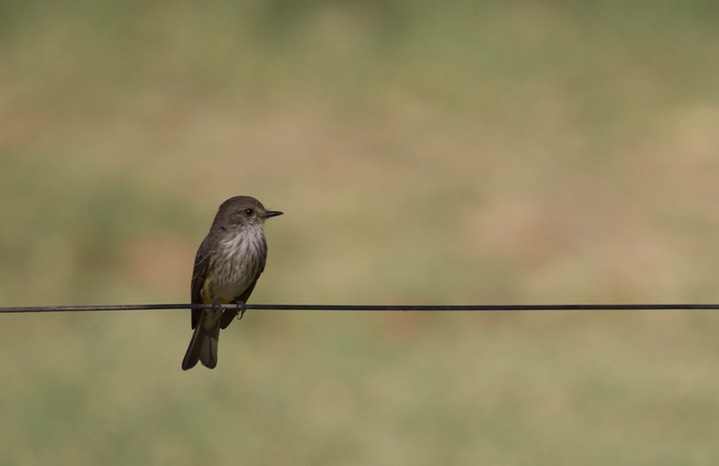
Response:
[243,208,254,217]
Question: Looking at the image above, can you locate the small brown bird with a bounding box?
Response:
[182,196,283,370]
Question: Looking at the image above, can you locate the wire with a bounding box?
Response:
[1,303,719,314]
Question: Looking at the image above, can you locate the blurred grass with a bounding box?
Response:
[2,0,719,464]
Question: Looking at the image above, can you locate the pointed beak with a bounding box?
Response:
[264,210,283,218]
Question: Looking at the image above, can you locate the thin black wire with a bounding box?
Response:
[2,303,719,314]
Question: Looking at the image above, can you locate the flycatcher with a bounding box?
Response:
[182,196,283,370]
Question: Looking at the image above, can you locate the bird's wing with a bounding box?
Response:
[190,238,213,329]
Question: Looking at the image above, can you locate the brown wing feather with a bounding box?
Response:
[190,238,212,329]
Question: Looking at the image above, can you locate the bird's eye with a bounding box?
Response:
[243,208,254,217]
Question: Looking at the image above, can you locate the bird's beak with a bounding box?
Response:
[264,210,283,218]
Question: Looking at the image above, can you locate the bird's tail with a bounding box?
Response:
[182,319,220,370]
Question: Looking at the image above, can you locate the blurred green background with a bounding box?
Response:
[2,0,719,464]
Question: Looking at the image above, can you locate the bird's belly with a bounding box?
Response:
[205,255,260,303]
[203,230,265,303]
[211,277,252,303]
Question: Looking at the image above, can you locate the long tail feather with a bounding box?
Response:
[182,318,220,370]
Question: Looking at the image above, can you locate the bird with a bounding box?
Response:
[182,196,282,370]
